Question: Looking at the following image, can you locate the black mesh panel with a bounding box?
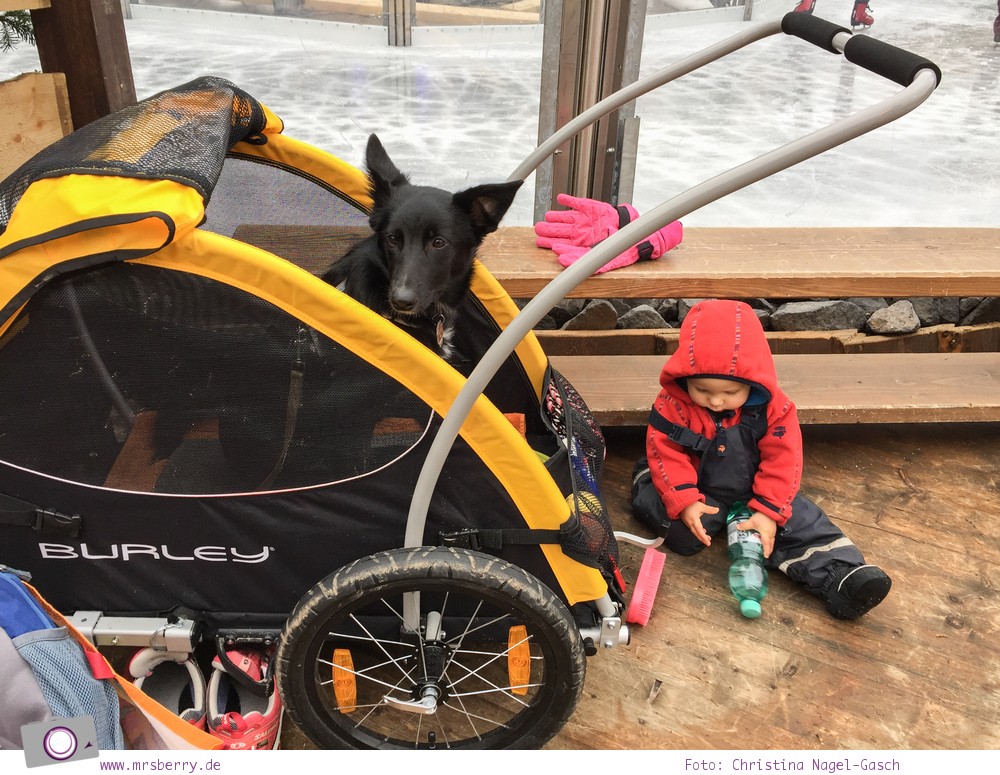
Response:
[0,263,433,493]
[0,76,265,232]
[203,156,371,240]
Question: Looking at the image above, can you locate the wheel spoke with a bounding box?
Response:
[440,701,515,732]
[448,683,542,701]
[317,658,417,695]
[278,547,586,749]
[446,638,523,692]
[444,611,510,646]
[346,610,414,684]
[325,630,412,649]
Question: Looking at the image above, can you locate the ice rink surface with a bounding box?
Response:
[3,0,998,228]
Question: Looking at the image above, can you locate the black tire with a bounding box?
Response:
[276,546,587,749]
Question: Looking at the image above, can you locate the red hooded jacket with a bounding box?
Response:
[646,299,801,525]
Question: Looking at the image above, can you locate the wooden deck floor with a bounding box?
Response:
[545,424,1000,751]
[280,422,1000,751]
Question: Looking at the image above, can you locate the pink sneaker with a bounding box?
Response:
[129,648,207,729]
[206,648,283,750]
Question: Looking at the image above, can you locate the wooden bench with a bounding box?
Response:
[550,352,1000,426]
[234,224,1000,425]
[478,226,1000,299]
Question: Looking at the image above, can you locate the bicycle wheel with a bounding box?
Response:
[276,546,587,749]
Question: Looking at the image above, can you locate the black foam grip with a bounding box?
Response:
[842,35,942,87]
[781,11,850,54]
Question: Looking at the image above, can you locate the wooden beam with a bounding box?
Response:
[0,72,72,179]
[233,224,1000,300]
[29,0,135,129]
[550,352,1000,425]
[481,226,1000,298]
[0,1,49,9]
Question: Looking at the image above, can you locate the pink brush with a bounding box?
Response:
[626,546,666,626]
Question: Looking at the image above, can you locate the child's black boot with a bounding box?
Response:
[824,563,891,619]
[630,457,669,536]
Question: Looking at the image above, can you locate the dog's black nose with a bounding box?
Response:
[390,289,418,313]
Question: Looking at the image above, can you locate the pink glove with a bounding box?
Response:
[534,193,639,249]
[549,219,683,274]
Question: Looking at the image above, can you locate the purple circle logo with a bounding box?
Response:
[42,726,78,761]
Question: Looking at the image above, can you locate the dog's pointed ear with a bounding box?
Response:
[365,134,409,202]
[452,180,523,240]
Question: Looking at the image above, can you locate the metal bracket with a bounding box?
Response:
[65,611,201,652]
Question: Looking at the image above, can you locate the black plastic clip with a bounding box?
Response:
[34,509,82,538]
[439,529,481,551]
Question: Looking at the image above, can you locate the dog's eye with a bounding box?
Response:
[430,237,448,249]
[385,234,399,247]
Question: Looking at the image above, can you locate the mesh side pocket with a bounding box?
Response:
[14,628,124,750]
[542,368,619,577]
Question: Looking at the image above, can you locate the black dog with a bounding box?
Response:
[323,134,522,361]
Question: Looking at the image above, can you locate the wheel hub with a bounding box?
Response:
[413,640,450,703]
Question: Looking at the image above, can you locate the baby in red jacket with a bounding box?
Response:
[632,299,891,619]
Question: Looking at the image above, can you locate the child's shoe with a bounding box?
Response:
[825,564,891,619]
[850,1,874,28]
[129,648,207,728]
[792,0,816,13]
[206,648,283,750]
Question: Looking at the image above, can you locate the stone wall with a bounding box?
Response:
[530,296,1000,335]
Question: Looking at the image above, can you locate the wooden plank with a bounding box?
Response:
[549,352,1000,425]
[234,223,371,275]
[29,0,135,129]
[0,0,48,9]
[536,324,1000,357]
[535,329,665,356]
[480,226,1000,298]
[0,72,72,180]
[244,224,1000,298]
[652,328,861,356]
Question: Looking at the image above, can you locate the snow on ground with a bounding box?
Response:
[2,0,997,227]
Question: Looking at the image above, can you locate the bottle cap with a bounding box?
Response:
[739,599,762,619]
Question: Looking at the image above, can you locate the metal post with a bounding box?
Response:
[534,0,647,221]
[385,0,412,47]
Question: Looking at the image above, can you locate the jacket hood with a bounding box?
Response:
[661,300,776,405]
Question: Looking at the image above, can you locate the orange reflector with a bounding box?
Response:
[332,648,357,713]
[508,625,531,696]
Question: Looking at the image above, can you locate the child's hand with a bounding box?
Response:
[736,512,778,558]
[679,501,719,548]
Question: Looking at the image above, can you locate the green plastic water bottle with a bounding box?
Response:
[726,501,768,619]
